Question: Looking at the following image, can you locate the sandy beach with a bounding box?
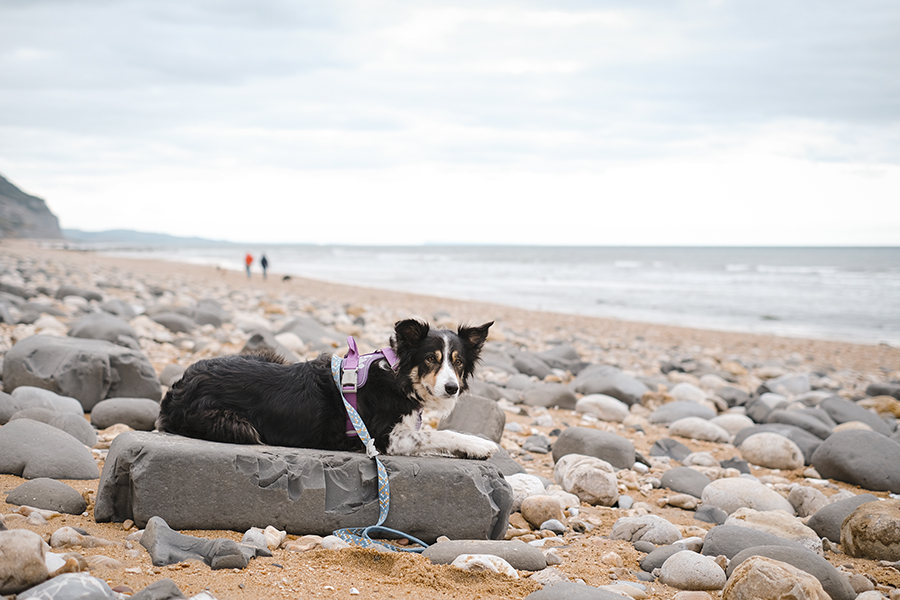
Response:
[2,240,900,600]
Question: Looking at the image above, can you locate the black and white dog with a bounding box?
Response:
[156,319,499,459]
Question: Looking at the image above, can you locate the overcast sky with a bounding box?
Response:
[1,0,898,245]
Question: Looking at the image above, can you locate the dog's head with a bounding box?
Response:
[392,318,492,415]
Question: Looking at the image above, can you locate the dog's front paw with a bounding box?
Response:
[460,437,500,460]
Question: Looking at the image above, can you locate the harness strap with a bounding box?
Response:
[341,337,400,437]
[331,345,428,553]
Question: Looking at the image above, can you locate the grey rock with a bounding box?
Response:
[0,419,99,479]
[649,438,691,461]
[176,306,224,328]
[90,398,160,431]
[669,417,731,443]
[68,312,140,350]
[9,407,58,424]
[701,525,803,559]
[513,352,553,379]
[55,284,102,302]
[140,516,266,569]
[867,382,900,400]
[841,499,900,560]
[658,550,726,591]
[468,379,503,401]
[534,345,585,373]
[158,364,186,388]
[766,409,833,439]
[765,373,811,396]
[726,545,856,600]
[787,485,829,518]
[423,539,547,571]
[3,335,162,409]
[524,581,627,600]
[95,432,511,543]
[551,427,635,470]
[717,386,750,407]
[700,478,794,515]
[571,365,649,406]
[18,573,119,599]
[745,398,773,423]
[610,514,681,545]
[129,578,187,600]
[694,505,728,525]
[522,435,552,454]
[811,430,900,493]
[648,401,715,425]
[807,493,879,543]
[48,412,98,447]
[10,387,83,415]
[99,298,137,320]
[276,316,342,352]
[486,447,526,477]
[150,311,197,334]
[640,543,689,572]
[660,466,711,499]
[240,330,300,363]
[540,519,566,534]
[522,383,577,410]
[0,391,18,424]
[732,424,822,464]
[6,478,87,514]
[439,394,505,443]
[820,395,893,436]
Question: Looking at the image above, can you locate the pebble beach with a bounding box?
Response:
[2,240,900,600]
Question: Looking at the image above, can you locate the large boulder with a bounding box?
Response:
[840,499,900,561]
[68,312,141,350]
[0,419,99,480]
[810,430,900,494]
[95,432,511,544]
[2,335,162,410]
[438,394,505,443]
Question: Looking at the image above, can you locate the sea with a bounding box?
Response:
[94,244,900,347]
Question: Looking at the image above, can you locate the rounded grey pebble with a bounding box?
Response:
[617,495,634,510]
[90,398,160,431]
[540,519,566,534]
[6,478,87,515]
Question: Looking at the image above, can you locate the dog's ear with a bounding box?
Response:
[458,321,493,356]
[394,319,430,349]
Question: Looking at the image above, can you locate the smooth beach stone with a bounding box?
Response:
[68,312,141,349]
[439,394,505,443]
[99,298,137,320]
[840,499,900,561]
[423,539,547,571]
[240,330,300,363]
[95,432,511,543]
[806,493,878,543]
[178,305,226,328]
[726,546,856,600]
[90,397,160,431]
[522,383,577,410]
[670,383,707,404]
[765,373,811,396]
[810,429,900,493]
[660,467,711,499]
[640,541,696,572]
[451,554,518,578]
[787,485,829,518]
[610,515,681,546]
[701,525,802,559]
[650,438,691,461]
[668,417,731,443]
[553,453,619,506]
[732,424,821,464]
[149,311,197,334]
[709,414,754,436]
[723,556,830,600]
[551,426,635,470]
[9,407,57,424]
[3,335,162,410]
[521,495,565,528]
[10,386,83,415]
[534,345,585,373]
[55,284,102,302]
[867,382,900,400]
[739,432,804,470]
[570,365,649,406]
[575,394,630,423]
[522,434,552,454]
[7,478,88,514]
[700,478,794,516]
[512,352,553,379]
[140,516,264,569]
[276,316,342,352]
[659,551,726,591]
[724,508,822,554]
[158,364,185,388]
[0,529,49,595]
[524,581,628,600]
[717,386,750,407]
[694,505,728,525]
[49,412,98,447]
[765,410,833,439]
[128,578,186,600]
[0,419,99,480]
[0,391,20,424]
[744,399,773,423]
[819,396,892,436]
[649,402,716,425]
[487,447,526,477]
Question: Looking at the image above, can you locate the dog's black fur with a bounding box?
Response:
[156,319,497,458]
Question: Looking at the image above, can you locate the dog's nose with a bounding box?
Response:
[444,382,459,396]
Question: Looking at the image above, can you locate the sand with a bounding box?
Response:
[1,240,899,599]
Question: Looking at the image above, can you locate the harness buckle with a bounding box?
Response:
[341,368,358,392]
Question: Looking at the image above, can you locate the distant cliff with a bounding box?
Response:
[0,173,63,239]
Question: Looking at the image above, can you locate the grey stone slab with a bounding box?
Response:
[422,539,547,571]
[551,427,635,470]
[3,335,162,410]
[95,432,512,544]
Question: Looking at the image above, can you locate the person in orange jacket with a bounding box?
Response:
[245,253,253,278]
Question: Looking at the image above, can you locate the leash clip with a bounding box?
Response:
[365,438,380,459]
[341,368,358,392]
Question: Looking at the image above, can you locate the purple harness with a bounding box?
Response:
[340,336,400,437]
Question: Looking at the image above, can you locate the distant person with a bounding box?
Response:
[245,253,253,278]
[261,254,269,280]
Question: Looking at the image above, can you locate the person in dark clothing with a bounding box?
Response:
[261,254,269,280]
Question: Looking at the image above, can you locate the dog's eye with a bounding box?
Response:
[425,354,437,364]
[452,356,463,367]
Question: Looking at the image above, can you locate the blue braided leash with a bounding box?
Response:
[330,354,429,553]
